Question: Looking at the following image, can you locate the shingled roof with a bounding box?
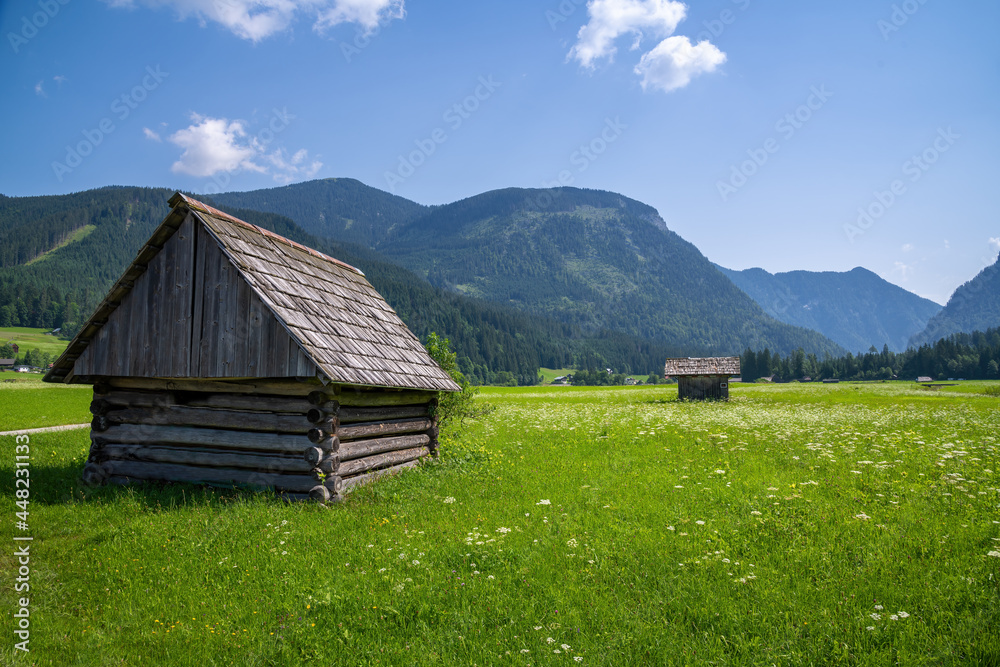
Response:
[664,357,741,377]
[46,193,460,392]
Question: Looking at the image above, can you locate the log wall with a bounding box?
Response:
[84,380,440,502]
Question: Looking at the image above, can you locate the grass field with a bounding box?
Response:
[1,382,998,665]
[0,378,91,430]
[0,327,71,357]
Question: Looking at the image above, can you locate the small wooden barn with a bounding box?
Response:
[45,193,459,502]
[663,357,740,400]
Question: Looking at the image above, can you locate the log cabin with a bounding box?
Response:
[44,193,460,502]
[663,357,740,400]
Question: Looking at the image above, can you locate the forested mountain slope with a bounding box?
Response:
[375,187,844,357]
[210,178,427,248]
[909,254,1000,348]
[0,186,689,382]
[718,265,941,353]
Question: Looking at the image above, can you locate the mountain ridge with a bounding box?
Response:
[717,264,942,353]
[908,254,1000,348]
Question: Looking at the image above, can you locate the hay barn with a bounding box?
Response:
[45,193,459,502]
[663,357,741,400]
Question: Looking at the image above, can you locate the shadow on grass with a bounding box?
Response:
[1,457,295,509]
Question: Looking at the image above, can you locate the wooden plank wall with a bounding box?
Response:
[74,217,313,379]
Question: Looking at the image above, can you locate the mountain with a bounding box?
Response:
[372,187,844,357]
[908,253,1000,348]
[209,178,427,248]
[717,265,942,353]
[0,186,687,383]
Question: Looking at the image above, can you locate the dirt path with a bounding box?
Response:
[0,423,89,437]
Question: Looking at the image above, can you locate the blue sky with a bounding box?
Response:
[2,0,998,304]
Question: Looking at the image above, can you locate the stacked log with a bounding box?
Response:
[84,381,439,502]
[306,389,439,499]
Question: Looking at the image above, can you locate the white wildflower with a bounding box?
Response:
[567,538,578,548]
[855,513,871,520]
[898,611,909,618]
[874,605,883,610]
[443,497,456,504]
[715,470,726,474]
[988,551,1000,558]
[667,526,675,531]
[871,613,881,620]
[537,499,551,505]
[695,520,705,525]
[497,527,511,534]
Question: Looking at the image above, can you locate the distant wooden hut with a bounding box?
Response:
[45,193,459,502]
[663,357,741,400]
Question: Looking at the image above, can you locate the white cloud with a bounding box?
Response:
[315,0,403,33]
[34,81,46,97]
[568,0,724,93]
[168,113,321,184]
[143,127,162,142]
[104,0,404,41]
[169,115,263,177]
[265,147,323,183]
[901,243,914,252]
[633,35,726,93]
[989,237,1000,251]
[569,0,687,68]
[53,75,68,85]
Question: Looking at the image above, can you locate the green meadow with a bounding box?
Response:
[1,382,999,665]
[0,328,70,358]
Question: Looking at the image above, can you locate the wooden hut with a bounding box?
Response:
[44,193,460,502]
[663,357,740,400]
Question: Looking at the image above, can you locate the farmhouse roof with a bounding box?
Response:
[45,193,460,392]
[663,357,741,377]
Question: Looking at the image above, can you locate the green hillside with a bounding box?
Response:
[0,187,176,333]
[718,265,942,353]
[376,187,844,357]
[909,253,1000,348]
[210,177,428,248]
[0,186,694,384]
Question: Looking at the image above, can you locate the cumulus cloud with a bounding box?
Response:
[568,0,724,93]
[168,113,322,184]
[103,0,403,41]
[569,0,687,68]
[34,81,46,97]
[169,115,263,177]
[633,35,726,92]
[143,127,162,142]
[901,243,914,252]
[989,237,1000,251]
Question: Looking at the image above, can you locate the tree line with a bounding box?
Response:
[740,328,1000,382]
